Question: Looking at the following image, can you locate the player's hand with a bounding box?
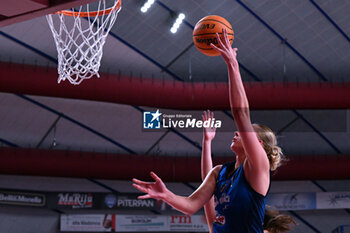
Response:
[133,172,168,200]
[210,28,238,68]
[202,110,216,141]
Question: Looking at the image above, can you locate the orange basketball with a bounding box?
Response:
[193,15,234,56]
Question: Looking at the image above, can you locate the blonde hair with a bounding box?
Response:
[264,208,296,232]
[252,124,284,171]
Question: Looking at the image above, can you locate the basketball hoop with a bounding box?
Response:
[46,0,122,85]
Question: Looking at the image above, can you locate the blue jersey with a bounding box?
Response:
[213,162,266,233]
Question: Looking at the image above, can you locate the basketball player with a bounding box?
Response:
[201,110,295,233]
[133,28,284,232]
[263,208,296,233]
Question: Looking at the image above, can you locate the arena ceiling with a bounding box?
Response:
[0,0,349,180]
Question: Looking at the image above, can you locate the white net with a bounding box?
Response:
[46,0,121,85]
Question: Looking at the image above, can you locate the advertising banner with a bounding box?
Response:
[114,193,157,210]
[169,215,209,232]
[61,214,208,232]
[61,214,114,232]
[4,189,350,211]
[266,192,316,210]
[49,192,157,210]
[0,190,45,207]
[114,215,167,232]
[47,192,101,209]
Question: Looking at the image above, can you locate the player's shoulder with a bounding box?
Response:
[211,165,223,176]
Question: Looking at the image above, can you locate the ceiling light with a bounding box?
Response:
[140,0,155,13]
[170,13,185,34]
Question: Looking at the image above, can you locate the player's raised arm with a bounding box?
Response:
[201,110,216,180]
[211,28,270,195]
[201,110,216,232]
[132,166,221,216]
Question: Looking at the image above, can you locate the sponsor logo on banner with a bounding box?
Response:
[316,192,350,209]
[117,195,155,209]
[115,215,167,232]
[266,192,316,210]
[104,194,117,208]
[170,215,192,224]
[57,193,93,209]
[143,110,162,129]
[143,109,222,131]
[0,191,45,207]
[61,214,113,232]
[169,215,209,232]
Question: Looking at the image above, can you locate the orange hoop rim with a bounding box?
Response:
[56,0,121,17]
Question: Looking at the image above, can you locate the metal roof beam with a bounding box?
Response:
[309,0,350,43]
[236,0,328,82]
[16,94,136,154]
